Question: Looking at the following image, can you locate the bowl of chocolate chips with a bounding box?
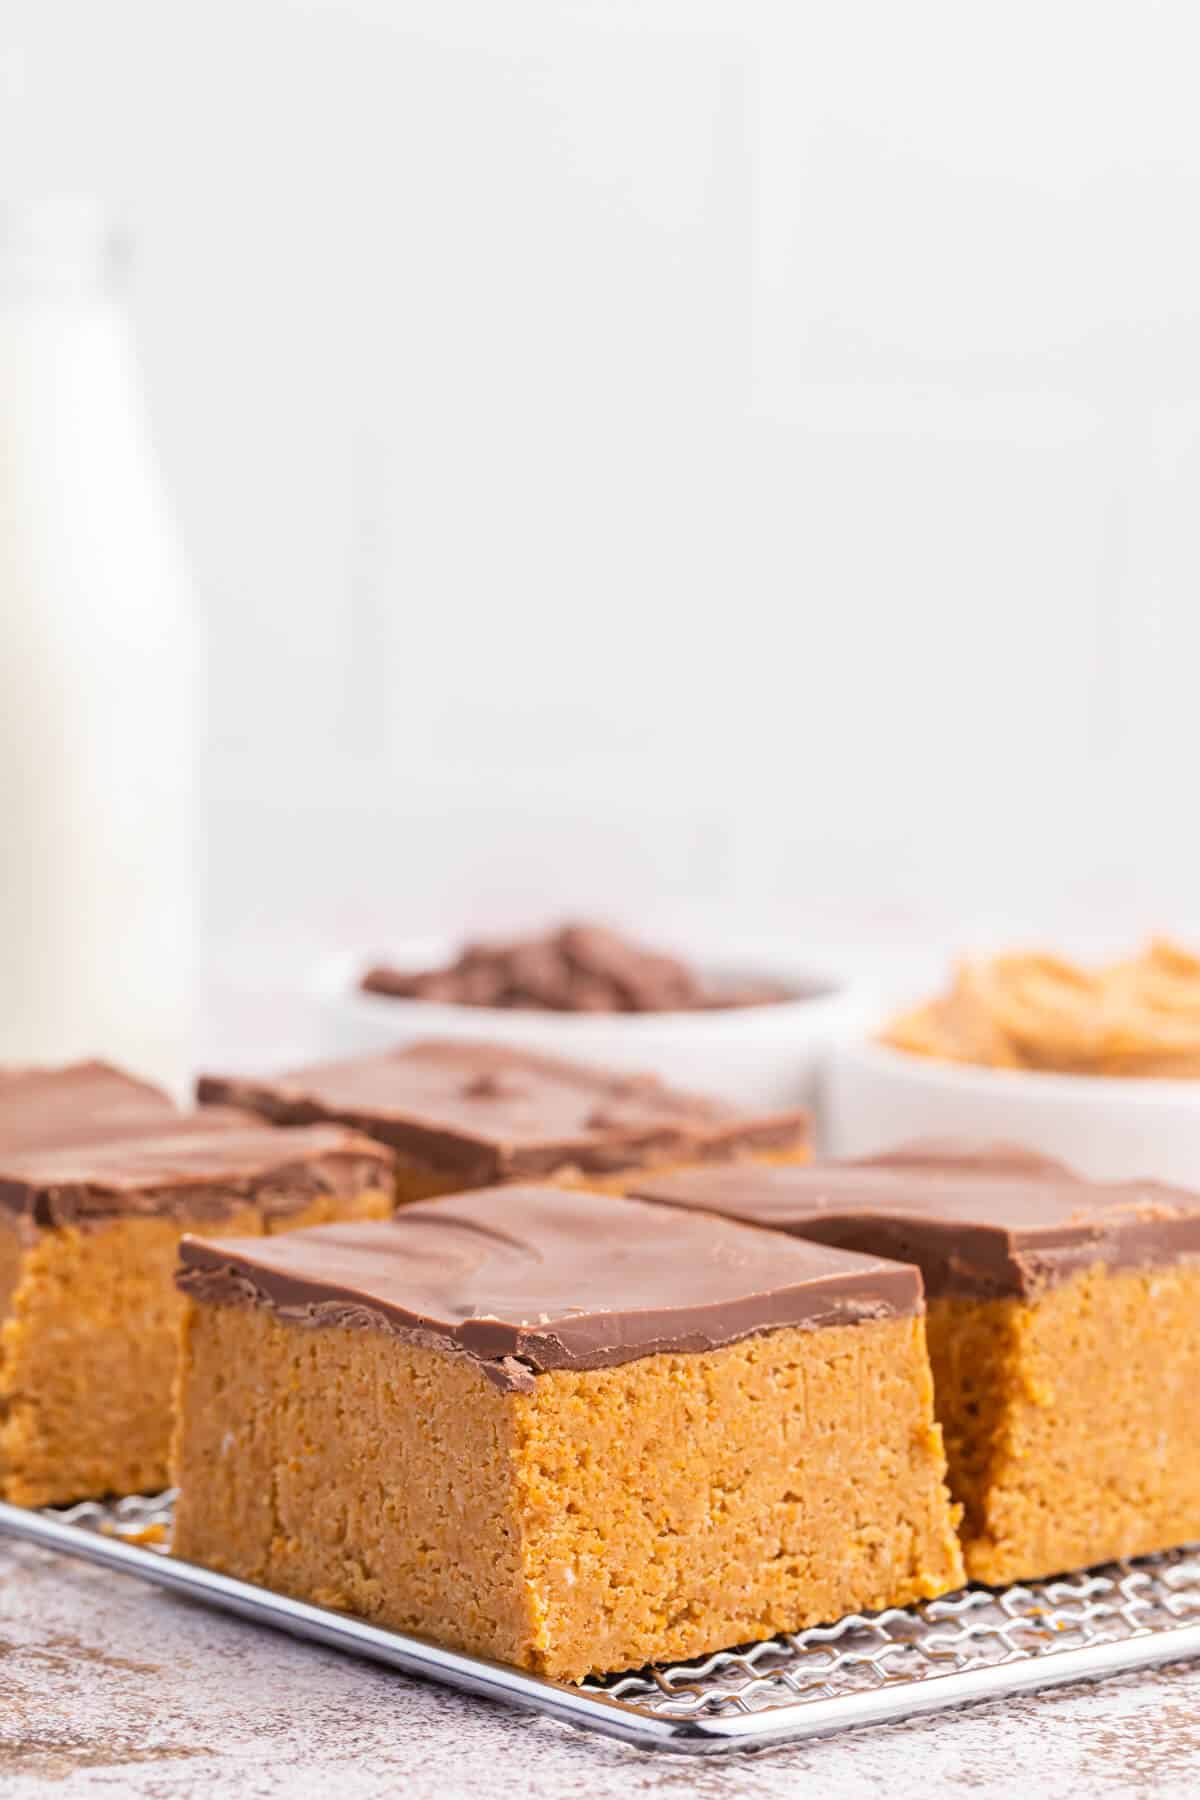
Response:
[315,923,864,1110]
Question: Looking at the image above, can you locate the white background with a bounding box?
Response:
[5,0,1200,984]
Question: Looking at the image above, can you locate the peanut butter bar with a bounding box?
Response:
[0,1113,393,1506]
[0,1060,178,1152]
[197,1039,810,1204]
[172,1188,962,1679]
[632,1146,1200,1583]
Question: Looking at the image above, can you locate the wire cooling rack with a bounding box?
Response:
[1,1493,1198,1753]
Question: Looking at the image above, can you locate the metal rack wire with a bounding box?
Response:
[1,1493,1197,1753]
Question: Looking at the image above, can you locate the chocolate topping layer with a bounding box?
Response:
[197,1039,809,1181]
[0,1061,177,1152]
[855,1140,1076,1178]
[176,1187,921,1389]
[630,1144,1200,1300]
[0,1122,394,1230]
[361,922,792,1013]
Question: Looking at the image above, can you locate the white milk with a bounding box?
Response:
[0,204,195,1090]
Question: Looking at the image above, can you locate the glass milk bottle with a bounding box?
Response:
[0,203,195,1091]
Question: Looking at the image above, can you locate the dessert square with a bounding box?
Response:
[0,1060,178,1152]
[197,1038,811,1204]
[0,1117,394,1506]
[172,1187,963,1680]
[631,1146,1200,1583]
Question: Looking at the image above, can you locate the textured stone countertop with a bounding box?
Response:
[1,1539,1198,1798]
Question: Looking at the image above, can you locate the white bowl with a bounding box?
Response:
[312,938,871,1113]
[825,1035,1200,1186]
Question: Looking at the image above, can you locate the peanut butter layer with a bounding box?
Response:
[926,1262,1200,1582]
[173,1189,962,1680]
[197,1038,810,1192]
[630,1145,1200,1299]
[177,1187,921,1389]
[0,1123,395,1508]
[631,1144,1200,1581]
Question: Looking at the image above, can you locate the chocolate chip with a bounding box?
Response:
[361,925,792,1014]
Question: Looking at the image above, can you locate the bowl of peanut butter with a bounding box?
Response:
[826,938,1200,1184]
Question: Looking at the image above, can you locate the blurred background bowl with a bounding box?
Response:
[313,938,871,1111]
[825,1034,1200,1185]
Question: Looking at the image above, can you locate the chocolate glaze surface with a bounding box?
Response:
[196,1039,809,1181]
[177,1186,921,1389]
[855,1140,1076,1178]
[0,1061,178,1152]
[630,1144,1200,1300]
[0,1122,394,1230]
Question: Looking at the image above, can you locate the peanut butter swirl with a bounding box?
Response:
[881,938,1200,1077]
